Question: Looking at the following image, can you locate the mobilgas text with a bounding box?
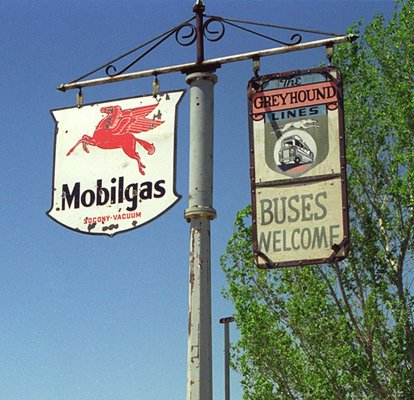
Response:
[60,177,165,212]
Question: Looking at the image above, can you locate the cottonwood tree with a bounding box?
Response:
[221,1,414,398]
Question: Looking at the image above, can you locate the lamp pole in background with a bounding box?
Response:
[219,317,235,400]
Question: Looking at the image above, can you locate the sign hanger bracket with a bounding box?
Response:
[58,34,357,92]
[57,0,357,93]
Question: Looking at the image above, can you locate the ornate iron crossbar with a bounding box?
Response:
[59,0,357,91]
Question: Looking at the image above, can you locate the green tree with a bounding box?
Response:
[221,1,414,398]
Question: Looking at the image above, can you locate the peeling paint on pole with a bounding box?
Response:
[185,71,217,400]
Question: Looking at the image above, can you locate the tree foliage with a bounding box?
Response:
[221,1,414,398]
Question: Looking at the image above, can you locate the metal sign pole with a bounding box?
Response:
[184,3,216,399]
[185,70,217,400]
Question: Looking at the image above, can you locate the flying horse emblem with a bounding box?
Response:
[66,103,164,175]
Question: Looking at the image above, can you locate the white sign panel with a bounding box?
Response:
[48,91,185,236]
[248,67,349,268]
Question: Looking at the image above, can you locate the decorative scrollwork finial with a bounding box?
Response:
[290,33,302,46]
[175,23,198,47]
[203,17,225,42]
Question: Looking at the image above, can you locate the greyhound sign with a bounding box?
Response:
[248,66,349,268]
[48,91,185,236]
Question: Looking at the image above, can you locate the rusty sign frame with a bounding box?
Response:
[248,66,350,269]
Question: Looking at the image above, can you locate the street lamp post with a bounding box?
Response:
[219,317,234,400]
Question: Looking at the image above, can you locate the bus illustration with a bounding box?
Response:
[278,135,314,166]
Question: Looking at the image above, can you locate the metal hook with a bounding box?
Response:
[252,57,260,78]
[152,75,160,97]
[326,45,334,66]
[76,88,83,108]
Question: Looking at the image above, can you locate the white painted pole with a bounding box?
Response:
[185,71,217,400]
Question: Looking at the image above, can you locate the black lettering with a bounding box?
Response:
[254,96,264,110]
[273,230,281,252]
[301,194,313,222]
[329,224,340,245]
[301,227,312,250]
[287,195,300,223]
[125,183,138,211]
[314,191,328,220]
[279,92,289,105]
[282,230,291,251]
[291,228,301,250]
[298,90,307,103]
[263,95,271,108]
[139,181,153,200]
[271,94,279,107]
[287,110,297,118]
[60,177,167,213]
[260,199,273,225]
[274,197,287,224]
[110,177,117,204]
[326,85,337,99]
[315,88,325,100]
[81,189,95,207]
[311,226,328,249]
[309,106,319,115]
[259,231,271,252]
[306,89,316,102]
[118,176,124,204]
[154,180,166,198]
[96,179,109,206]
[61,182,80,210]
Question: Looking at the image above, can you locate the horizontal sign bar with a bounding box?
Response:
[58,34,357,92]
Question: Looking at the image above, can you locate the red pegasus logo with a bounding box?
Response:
[66,104,164,175]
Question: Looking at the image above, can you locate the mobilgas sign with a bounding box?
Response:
[248,67,349,268]
[48,91,185,236]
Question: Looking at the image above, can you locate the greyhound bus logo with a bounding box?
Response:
[48,91,185,236]
[274,119,319,176]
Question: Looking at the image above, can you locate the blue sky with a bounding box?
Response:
[1,1,396,399]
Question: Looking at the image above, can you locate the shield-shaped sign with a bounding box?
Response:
[48,90,185,236]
